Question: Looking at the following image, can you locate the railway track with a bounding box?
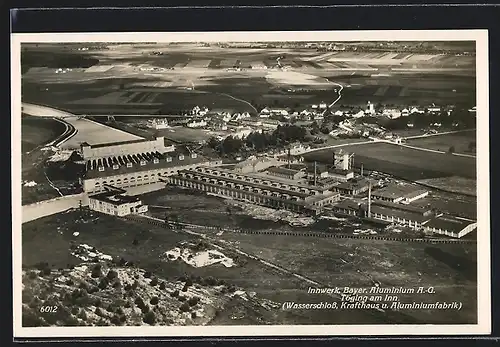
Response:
[124,215,476,245]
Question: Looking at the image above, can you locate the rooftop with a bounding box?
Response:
[266,166,303,176]
[372,184,423,200]
[423,215,477,233]
[84,151,207,179]
[371,199,432,215]
[89,191,141,205]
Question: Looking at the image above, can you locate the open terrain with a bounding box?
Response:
[22,43,476,116]
[22,209,410,325]
[406,130,476,156]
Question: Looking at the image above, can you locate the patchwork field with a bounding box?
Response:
[304,142,476,181]
[21,43,476,116]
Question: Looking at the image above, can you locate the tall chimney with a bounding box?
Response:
[314,161,317,186]
[361,163,364,177]
[367,182,372,218]
[288,147,291,169]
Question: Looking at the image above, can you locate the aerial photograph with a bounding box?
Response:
[18,39,478,328]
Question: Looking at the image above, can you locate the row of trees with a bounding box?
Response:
[208,124,308,156]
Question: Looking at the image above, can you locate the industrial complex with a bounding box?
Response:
[78,135,476,239]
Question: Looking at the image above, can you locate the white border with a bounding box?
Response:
[12,30,491,338]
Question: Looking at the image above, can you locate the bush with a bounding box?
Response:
[180,302,190,312]
[131,280,139,289]
[124,301,131,308]
[204,276,217,286]
[110,315,121,326]
[141,305,150,314]
[185,278,193,286]
[113,281,121,289]
[182,284,188,292]
[178,295,186,302]
[150,278,158,286]
[41,268,51,276]
[150,297,159,305]
[171,290,179,297]
[28,271,38,280]
[132,239,139,246]
[191,311,197,319]
[118,258,127,266]
[98,278,108,290]
[159,282,166,290]
[94,298,102,307]
[78,310,87,320]
[135,297,145,308]
[144,271,152,278]
[71,307,80,315]
[106,270,118,280]
[143,311,156,325]
[188,297,199,306]
[95,307,103,316]
[120,315,126,323]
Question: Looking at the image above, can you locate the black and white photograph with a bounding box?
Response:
[11,30,490,337]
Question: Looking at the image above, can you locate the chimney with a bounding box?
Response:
[367,182,372,218]
[314,161,317,186]
[288,148,291,169]
[361,164,364,177]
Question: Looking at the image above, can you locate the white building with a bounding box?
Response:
[88,191,148,216]
[401,108,409,117]
[383,109,401,119]
[319,102,328,109]
[366,101,375,115]
[187,119,207,128]
[352,110,365,119]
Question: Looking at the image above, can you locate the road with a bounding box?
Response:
[22,193,87,224]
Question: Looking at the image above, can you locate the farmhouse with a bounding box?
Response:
[88,190,148,216]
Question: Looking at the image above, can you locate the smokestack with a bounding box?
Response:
[361,164,364,177]
[367,182,372,218]
[288,148,291,169]
[314,161,317,186]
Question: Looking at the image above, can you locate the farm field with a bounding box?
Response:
[406,130,476,155]
[417,176,477,197]
[304,142,476,181]
[219,232,477,324]
[22,43,476,117]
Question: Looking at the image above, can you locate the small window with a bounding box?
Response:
[178,155,185,160]
[113,164,119,170]
[98,166,105,172]
[126,162,133,168]
[153,158,159,164]
[191,153,197,159]
[166,157,172,162]
[140,160,146,166]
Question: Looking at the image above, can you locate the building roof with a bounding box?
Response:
[370,200,432,215]
[329,168,354,176]
[402,189,429,200]
[84,151,207,179]
[423,215,477,233]
[372,184,422,200]
[89,191,141,205]
[370,204,430,223]
[266,166,302,177]
[84,138,154,149]
[336,178,370,191]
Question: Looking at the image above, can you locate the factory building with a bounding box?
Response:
[333,199,432,229]
[266,166,305,180]
[422,215,477,238]
[371,184,429,204]
[333,149,354,171]
[168,167,341,215]
[81,136,222,193]
[331,178,371,196]
[88,190,148,216]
